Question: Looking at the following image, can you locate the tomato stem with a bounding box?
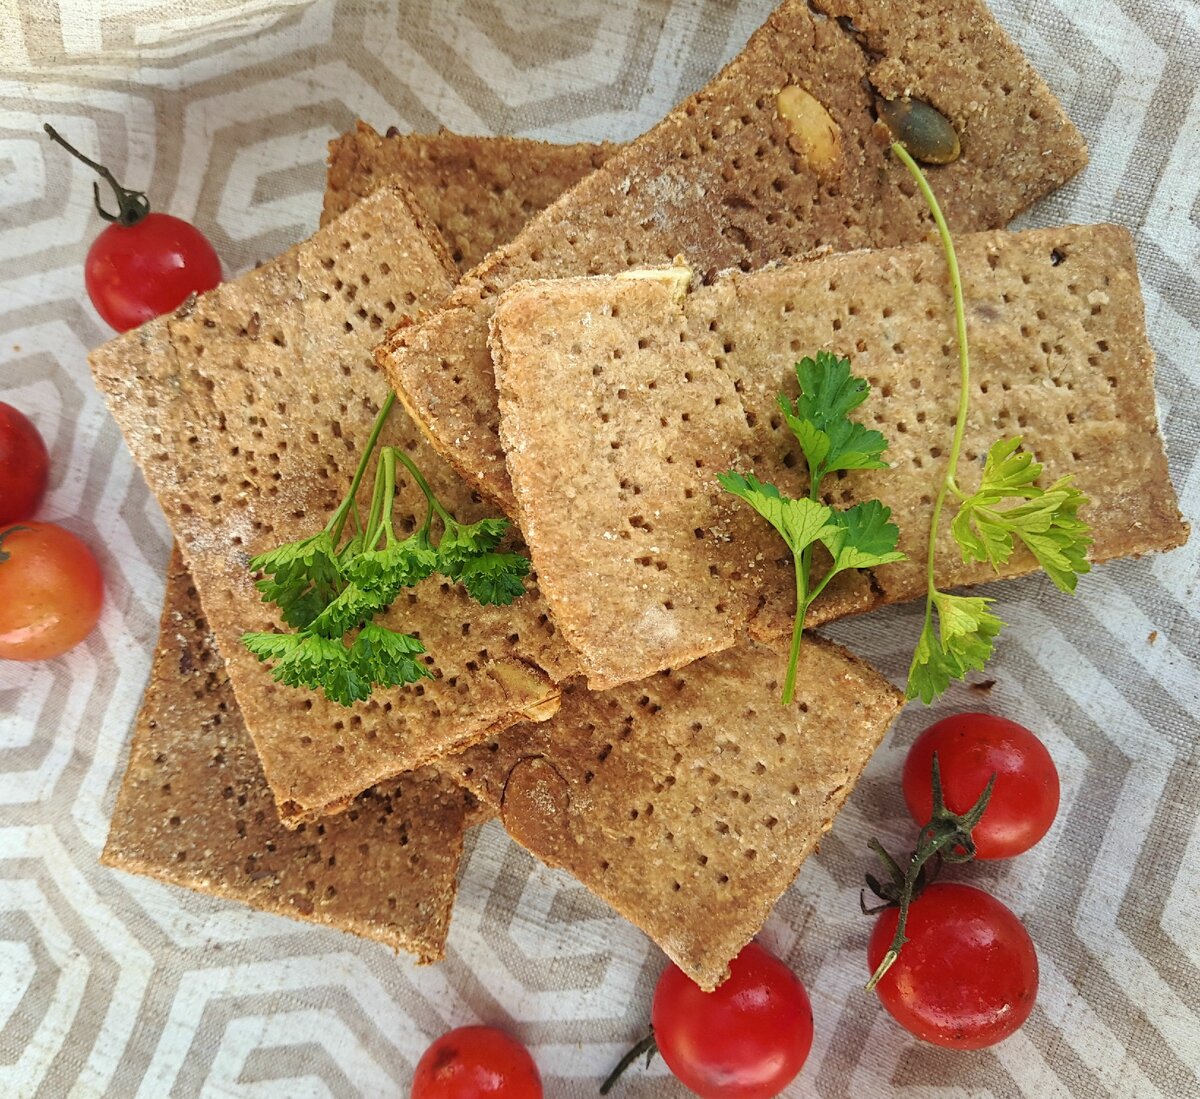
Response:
[864,752,995,992]
[599,1030,658,1094]
[42,123,152,227]
[0,524,31,563]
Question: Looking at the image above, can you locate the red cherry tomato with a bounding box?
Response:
[903,712,1060,859]
[0,521,104,660]
[411,1026,542,1099]
[868,882,1038,1049]
[0,403,50,524]
[651,941,813,1098]
[44,124,220,333]
[85,212,221,332]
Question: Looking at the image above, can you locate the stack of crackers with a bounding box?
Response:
[93,0,1187,991]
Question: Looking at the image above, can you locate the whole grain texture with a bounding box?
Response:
[89,183,577,826]
[451,639,904,990]
[377,0,1089,515]
[323,122,614,269]
[102,549,466,963]
[490,225,1187,689]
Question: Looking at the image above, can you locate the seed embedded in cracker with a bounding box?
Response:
[876,97,961,164]
[377,0,1090,515]
[777,85,843,175]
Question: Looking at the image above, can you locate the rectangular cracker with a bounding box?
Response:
[102,548,465,963]
[377,0,1089,515]
[90,183,578,826]
[490,225,1189,689]
[449,638,904,990]
[323,122,614,270]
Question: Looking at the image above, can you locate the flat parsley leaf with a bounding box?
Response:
[779,351,890,487]
[717,471,835,556]
[719,358,901,705]
[887,143,1095,702]
[906,592,1004,703]
[820,499,906,574]
[952,438,1092,593]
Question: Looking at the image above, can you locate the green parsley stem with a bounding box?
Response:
[782,438,833,705]
[782,555,808,705]
[328,391,397,544]
[394,449,455,528]
[891,141,972,634]
[805,565,838,608]
[363,445,390,546]
[380,448,399,545]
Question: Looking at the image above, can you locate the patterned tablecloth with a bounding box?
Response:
[2,1,1198,1096]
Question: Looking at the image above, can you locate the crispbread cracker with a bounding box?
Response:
[102,548,465,963]
[490,225,1188,689]
[90,183,578,825]
[451,638,903,990]
[323,122,614,269]
[377,0,1089,514]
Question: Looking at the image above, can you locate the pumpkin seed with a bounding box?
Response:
[876,97,960,164]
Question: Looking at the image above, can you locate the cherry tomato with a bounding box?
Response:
[651,941,813,1098]
[903,712,1059,859]
[85,212,221,332]
[0,521,104,660]
[44,124,220,332]
[0,403,50,524]
[411,1026,542,1099]
[868,882,1038,1049]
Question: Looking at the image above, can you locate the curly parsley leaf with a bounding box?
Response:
[905,592,1004,703]
[779,351,890,486]
[249,531,343,629]
[454,552,531,606]
[305,582,391,640]
[345,534,439,595]
[436,516,510,574]
[350,624,431,689]
[243,631,371,707]
[241,395,531,707]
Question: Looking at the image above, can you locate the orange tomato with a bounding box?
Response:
[0,521,104,660]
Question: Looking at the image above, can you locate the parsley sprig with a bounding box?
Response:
[242,392,530,706]
[890,142,1092,702]
[719,352,905,705]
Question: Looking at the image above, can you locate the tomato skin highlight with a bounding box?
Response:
[868,882,1038,1049]
[85,212,221,332]
[651,941,813,1098]
[903,712,1059,859]
[411,1026,542,1099]
[0,403,50,525]
[0,521,104,660]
